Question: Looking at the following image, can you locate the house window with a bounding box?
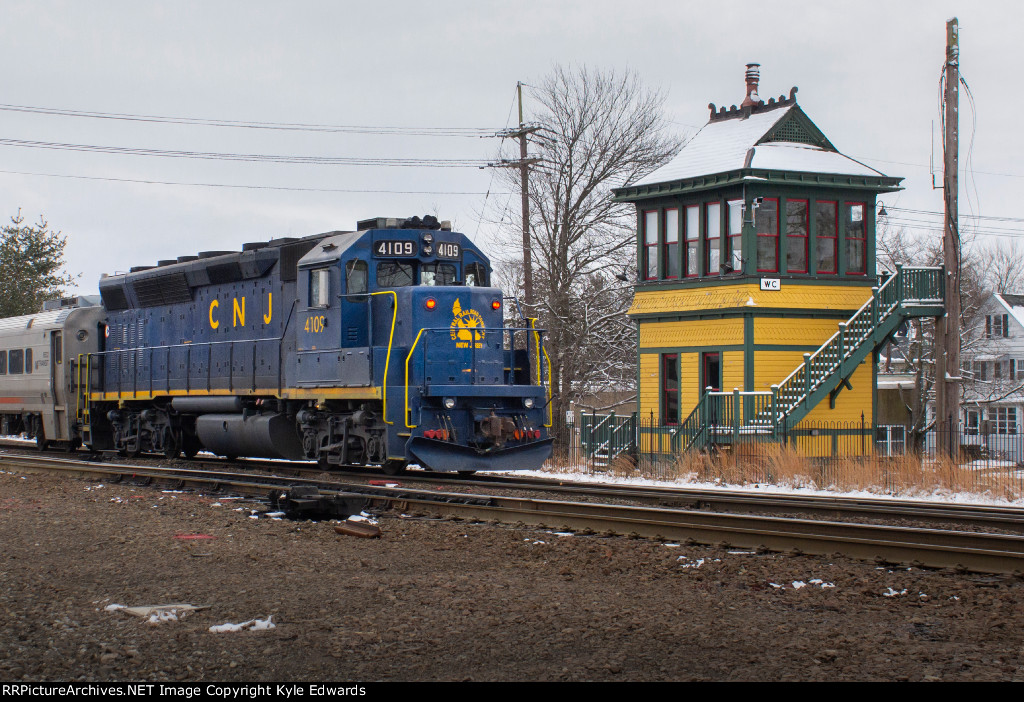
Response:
[643,210,658,281]
[966,410,979,436]
[995,361,1003,380]
[1018,359,1024,380]
[987,314,1009,338]
[815,201,838,274]
[756,198,779,273]
[705,202,721,276]
[845,203,867,275]
[993,407,1017,435]
[974,361,987,382]
[685,206,700,277]
[662,354,679,425]
[726,199,743,274]
[785,199,809,274]
[663,208,679,279]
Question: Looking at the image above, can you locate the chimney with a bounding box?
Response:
[741,63,761,108]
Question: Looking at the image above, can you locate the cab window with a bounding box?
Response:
[308,268,330,307]
[465,263,488,287]
[345,260,368,294]
[377,262,414,288]
[420,263,456,286]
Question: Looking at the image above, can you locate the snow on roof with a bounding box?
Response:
[633,106,790,187]
[993,293,1024,330]
[750,142,885,178]
[631,103,887,188]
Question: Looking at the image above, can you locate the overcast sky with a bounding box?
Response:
[0,1,1015,294]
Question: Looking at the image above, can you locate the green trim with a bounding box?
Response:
[641,344,821,353]
[757,106,836,151]
[613,168,902,203]
[633,274,879,292]
[744,314,754,392]
[752,344,825,352]
[633,308,859,322]
[639,345,745,354]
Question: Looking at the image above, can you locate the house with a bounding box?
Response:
[962,293,1024,436]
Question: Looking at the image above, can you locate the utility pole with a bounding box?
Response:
[516,82,534,310]
[494,83,540,310]
[935,17,960,452]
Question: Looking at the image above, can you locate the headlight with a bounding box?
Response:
[523,397,535,409]
[443,397,456,409]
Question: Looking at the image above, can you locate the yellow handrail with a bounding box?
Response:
[541,344,553,428]
[369,291,398,425]
[404,327,428,428]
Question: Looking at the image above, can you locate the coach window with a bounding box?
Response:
[309,268,330,308]
[465,263,488,287]
[0,351,7,375]
[345,260,368,295]
[420,263,456,286]
[9,349,23,375]
[377,261,415,288]
[25,348,32,374]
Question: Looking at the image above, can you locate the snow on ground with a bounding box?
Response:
[505,468,1024,508]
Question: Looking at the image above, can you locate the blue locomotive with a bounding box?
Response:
[72,215,553,473]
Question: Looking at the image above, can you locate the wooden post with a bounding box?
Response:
[935,18,960,454]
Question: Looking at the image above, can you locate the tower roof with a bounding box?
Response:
[615,66,902,201]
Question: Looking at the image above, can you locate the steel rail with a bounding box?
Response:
[3,453,1024,575]
[3,439,1022,531]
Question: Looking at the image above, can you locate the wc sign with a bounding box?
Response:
[760,278,781,291]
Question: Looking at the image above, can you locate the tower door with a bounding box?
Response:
[703,352,721,392]
[703,352,722,424]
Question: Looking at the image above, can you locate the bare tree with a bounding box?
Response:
[492,65,682,416]
[876,221,989,444]
[979,240,1024,294]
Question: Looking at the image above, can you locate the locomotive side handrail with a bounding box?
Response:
[88,336,285,402]
[369,290,398,425]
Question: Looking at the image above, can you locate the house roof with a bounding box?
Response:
[993,293,1024,329]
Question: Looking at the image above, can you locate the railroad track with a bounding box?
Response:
[4,451,1024,576]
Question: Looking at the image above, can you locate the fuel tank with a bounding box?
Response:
[194,413,304,460]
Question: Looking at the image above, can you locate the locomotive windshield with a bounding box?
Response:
[377,261,415,288]
[465,263,487,287]
[420,263,456,286]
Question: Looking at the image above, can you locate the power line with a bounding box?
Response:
[0,137,491,167]
[886,206,1024,224]
[0,167,509,195]
[0,102,500,137]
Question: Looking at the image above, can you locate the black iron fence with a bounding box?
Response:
[547,414,1024,498]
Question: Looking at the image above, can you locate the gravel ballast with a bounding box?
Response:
[2,469,1024,682]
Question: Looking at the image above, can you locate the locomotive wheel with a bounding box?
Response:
[163,428,180,460]
[381,460,407,476]
[65,438,82,454]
